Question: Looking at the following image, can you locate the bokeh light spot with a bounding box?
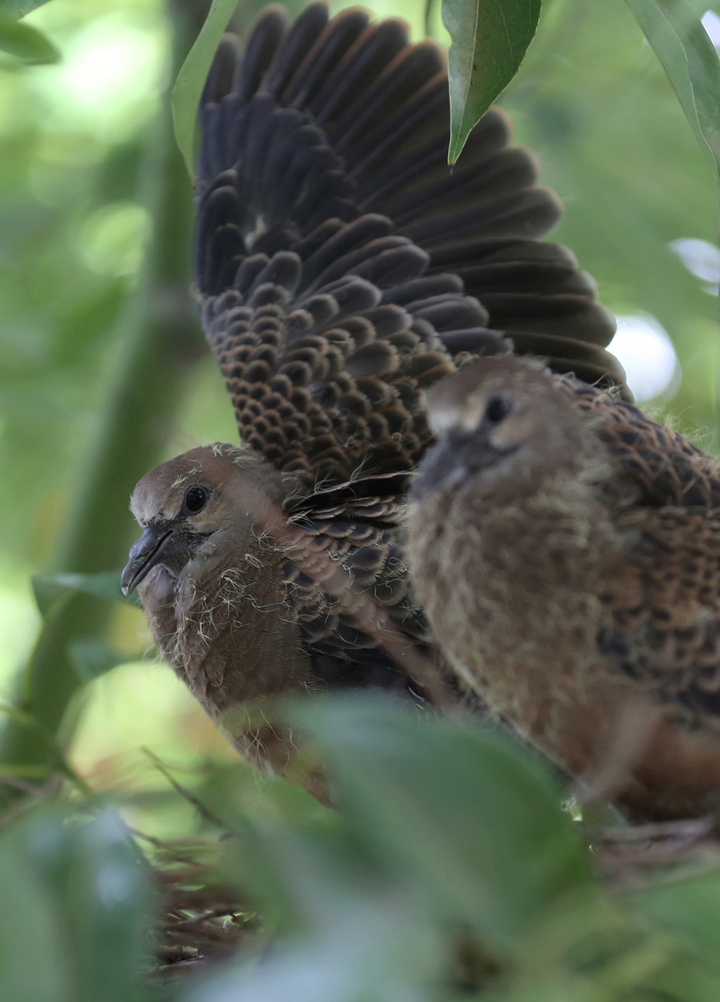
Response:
[0,572,41,698]
[29,13,165,141]
[608,314,681,402]
[702,10,720,50]
[669,237,720,295]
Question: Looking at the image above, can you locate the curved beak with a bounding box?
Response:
[121,523,173,595]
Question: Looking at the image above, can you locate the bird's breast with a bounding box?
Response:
[409,479,618,710]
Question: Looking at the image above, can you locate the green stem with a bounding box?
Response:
[0,6,206,791]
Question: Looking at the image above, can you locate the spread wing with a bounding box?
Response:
[557,376,720,508]
[598,506,720,722]
[283,478,435,697]
[194,3,625,490]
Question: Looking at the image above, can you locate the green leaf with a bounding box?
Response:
[69,638,134,682]
[0,14,58,63]
[0,0,54,18]
[0,838,68,1002]
[632,866,720,963]
[290,696,590,955]
[195,819,444,1002]
[4,805,155,1002]
[442,0,542,163]
[32,571,141,616]
[172,0,240,179]
[186,892,442,1002]
[625,0,720,178]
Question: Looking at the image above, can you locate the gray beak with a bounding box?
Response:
[121,523,173,595]
[411,431,510,500]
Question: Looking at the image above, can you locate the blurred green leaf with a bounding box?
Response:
[32,571,141,616]
[291,697,590,954]
[195,758,331,835]
[226,818,389,934]
[1,804,154,1002]
[69,638,134,682]
[186,893,442,1002]
[189,697,719,1000]
[442,0,542,163]
[0,0,53,17]
[193,817,446,1002]
[625,0,720,178]
[172,0,239,178]
[0,14,59,63]
[0,839,67,1002]
[632,866,720,963]
[638,957,720,1002]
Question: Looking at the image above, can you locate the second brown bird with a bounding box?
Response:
[408,356,720,821]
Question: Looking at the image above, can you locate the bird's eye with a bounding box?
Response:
[184,485,209,513]
[484,394,511,425]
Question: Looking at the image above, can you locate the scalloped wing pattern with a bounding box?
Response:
[195,3,625,488]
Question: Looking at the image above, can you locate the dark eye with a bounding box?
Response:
[484,394,511,424]
[184,485,209,513]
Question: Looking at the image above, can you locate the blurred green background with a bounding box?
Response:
[0,0,717,831]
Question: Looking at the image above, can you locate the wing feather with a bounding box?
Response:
[553,375,720,724]
[195,4,626,487]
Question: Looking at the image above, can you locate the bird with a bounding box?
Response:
[407,355,720,821]
[121,2,625,794]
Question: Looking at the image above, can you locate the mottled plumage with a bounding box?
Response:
[408,356,720,820]
[122,3,625,792]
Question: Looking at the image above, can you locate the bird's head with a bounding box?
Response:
[121,443,288,595]
[411,357,586,502]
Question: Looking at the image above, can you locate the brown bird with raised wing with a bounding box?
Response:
[121,3,623,792]
[408,356,720,820]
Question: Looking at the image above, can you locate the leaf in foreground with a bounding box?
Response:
[0,805,154,1002]
[291,696,590,954]
[187,815,444,1002]
[632,865,720,964]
